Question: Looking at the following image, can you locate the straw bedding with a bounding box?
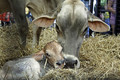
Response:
[0,23,57,66]
[41,35,120,80]
[0,24,120,80]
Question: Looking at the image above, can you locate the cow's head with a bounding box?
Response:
[33,0,110,68]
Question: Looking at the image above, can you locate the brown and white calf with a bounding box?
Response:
[0,41,65,80]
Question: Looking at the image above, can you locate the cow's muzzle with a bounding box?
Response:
[63,54,80,68]
[64,59,78,68]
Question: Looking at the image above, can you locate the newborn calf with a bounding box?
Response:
[1,58,40,80]
[33,41,65,76]
[0,41,65,80]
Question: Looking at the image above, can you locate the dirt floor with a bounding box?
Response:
[0,24,120,80]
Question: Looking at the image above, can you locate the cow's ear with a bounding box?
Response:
[88,12,110,32]
[33,16,55,27]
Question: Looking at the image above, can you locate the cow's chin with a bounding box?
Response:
[63,54,80,69]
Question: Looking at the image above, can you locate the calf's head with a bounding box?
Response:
[33,41,65,68]
[33,0,110,68]
[43,41,65,68]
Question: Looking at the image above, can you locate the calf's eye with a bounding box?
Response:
[46,53,50,57]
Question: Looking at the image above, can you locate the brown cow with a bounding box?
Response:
[33,0,110,68]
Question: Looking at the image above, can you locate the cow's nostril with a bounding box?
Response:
[75,60,78,65]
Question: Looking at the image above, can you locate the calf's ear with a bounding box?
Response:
[33,50,45,61]
[88,12,110,32]
[33,15,55,27]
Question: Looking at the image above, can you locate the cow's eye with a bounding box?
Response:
[83,28,88,34]
[85,7,87,11]
[56,24,60,32]
[46,53,50,57]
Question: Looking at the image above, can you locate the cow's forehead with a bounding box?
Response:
[63,0,85,6]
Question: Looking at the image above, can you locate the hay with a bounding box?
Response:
[0,23,120,79]
[41,69,80,80]
[0,24,30,66]
[0,24,57,66]
[40,35,120,80]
